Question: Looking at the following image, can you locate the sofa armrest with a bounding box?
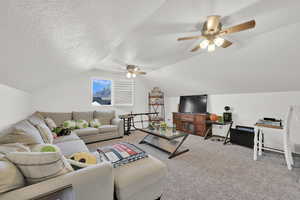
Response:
[112,118,124,137]
[0,162,114,200]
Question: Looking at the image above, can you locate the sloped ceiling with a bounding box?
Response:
[0,0,300,95]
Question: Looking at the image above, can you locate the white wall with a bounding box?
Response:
[0,84,32,133]
[165,91,300,152]
[32,69,150,116]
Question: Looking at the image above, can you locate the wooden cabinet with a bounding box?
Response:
[173,112,209,136]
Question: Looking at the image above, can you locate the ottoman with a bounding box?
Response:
[113,155,167,200]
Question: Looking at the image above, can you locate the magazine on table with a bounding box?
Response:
[97,142,148,168]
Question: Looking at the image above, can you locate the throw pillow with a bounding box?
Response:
[63,120,76,129]
[6,151,73,184]
[35,124,54,144]
[0,143,30,155]
[89,119,101,128]
[45,117,57,130]
[27,112,45,126]
[31,144,60,153]
[76,120,89,129]
[0,120,44,145]
[0,159,25,194]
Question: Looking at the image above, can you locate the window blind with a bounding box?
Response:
[113,80,134,106]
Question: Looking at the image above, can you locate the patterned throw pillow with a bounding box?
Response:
[35,123,54,144]
[0,120,44,145]
[45,117,57,130]
[89,119,101,128]
[76,120,89,129]
[63,120,76,129]
[6,151,73,184]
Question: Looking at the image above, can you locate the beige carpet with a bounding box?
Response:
[88,131,300,200]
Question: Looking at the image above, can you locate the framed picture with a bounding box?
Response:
[91,79,112,106]
[30,185,75,200]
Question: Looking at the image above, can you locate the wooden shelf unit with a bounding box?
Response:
[148,94,165,123]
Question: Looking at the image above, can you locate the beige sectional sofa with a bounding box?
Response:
[0,111,167,200]
[40,110,124,144]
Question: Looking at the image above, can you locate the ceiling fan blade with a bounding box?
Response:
[177,35,203,41]
[220,20,256,35]
[191,44,201,52]
[137,71,146,75]
[221,39,233,48]
[206,15,221,32]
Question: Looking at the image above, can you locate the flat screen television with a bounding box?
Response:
[179,95,207,113]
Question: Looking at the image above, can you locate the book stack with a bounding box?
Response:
[97,142,148,168]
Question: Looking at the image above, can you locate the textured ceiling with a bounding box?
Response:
[0,0,300,94]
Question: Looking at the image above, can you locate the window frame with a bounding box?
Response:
[90,78,114,107]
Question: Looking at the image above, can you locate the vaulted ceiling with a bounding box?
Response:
[1,0,300,95]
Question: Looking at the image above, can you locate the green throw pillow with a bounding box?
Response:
[76,120,89,129]
[31,144,60,153]
[63,120,76,129]
[89,119,101,128]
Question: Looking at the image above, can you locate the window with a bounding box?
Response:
[91,79,134,106]
[92,79,112,106]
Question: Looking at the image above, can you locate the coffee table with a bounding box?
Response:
[138,128,189,159]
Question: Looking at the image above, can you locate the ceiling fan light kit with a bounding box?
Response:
[177,15,256,53]
[126,65,146,78]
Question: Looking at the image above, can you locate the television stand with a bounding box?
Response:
[173,112,209,136]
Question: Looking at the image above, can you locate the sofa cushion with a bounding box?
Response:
[98,125,118,133]
[94,110,115,125]
[6,151,73,184]
[0,120,44,145]
[0,159,25,194]
[39,112,72,126]
[73,128,99,137]
[54,140,90,157]
[35,123,54,144]
[53,133,80,144]
[27,112,45,126]
[73,111,94,122]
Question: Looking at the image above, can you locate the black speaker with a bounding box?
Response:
[223,112,232,122]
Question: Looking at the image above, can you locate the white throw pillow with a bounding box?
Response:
[63,120,76,129]
[89,119,101,128]
[0,120,44,145]
[76,120,89,129]
[0,159,25,194]
[45,117,57,130]
[35,123,54,144]
[6,151,73,184]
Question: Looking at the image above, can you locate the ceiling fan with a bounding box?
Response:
[126,65,146,78]
[177,15,256,52]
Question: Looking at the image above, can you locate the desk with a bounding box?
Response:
[204,121,233,145]
[119,112,158,135]
[254,123,293,170]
